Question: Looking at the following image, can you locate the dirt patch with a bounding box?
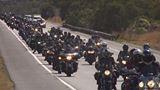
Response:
[119,31,160,50]
[0,56,14,90]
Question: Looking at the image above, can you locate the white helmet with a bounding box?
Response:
[133,48,143,55]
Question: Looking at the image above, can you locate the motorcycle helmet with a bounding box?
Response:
[133,48,143,62]
[130,48,136,56]
[143,49,151,56]
[101,42,107,47]
[68,32,71,36]
[123,44,129,51]
[143,43,150,50]
[143,49,154,64]
[133,48,143,55]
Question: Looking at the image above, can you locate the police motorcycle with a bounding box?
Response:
[84,46,97,65]
[58,51,78,76]
[138,73,160,90]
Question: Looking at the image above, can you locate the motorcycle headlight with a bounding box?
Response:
[139,81,144,88]
[88,51,95,54]
[35,28,38,31]
[66,56,72,60]
[38,42,41,44]
[147,80,155,88]
[54,35,57,38]
[104,70,110,76]
[122,60,127,65]
[58,57,62,60]
[47,50,50,53]
[96,43,100,46]
[75,46,79,49]
[125,77,129,79]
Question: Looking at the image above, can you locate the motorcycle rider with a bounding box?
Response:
[96,42,117,90]
[142,43,156,62]
[120,49,143,90]
[98,42,109,60]
[32,29,43,53]
[138,49,159,76]
[117,44,130,62]
[143,43,150,51]
[129,48,144,70]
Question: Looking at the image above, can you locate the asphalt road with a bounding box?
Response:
[0,20,160,90]
[0,20,71,90]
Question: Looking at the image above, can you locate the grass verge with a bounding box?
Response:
[118,31,160,51]
[0,56,14,90]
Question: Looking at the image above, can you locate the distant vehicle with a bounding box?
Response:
[25,15,46,28]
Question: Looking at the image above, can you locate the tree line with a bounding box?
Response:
[1,0,160,33]
[55,0,160,33]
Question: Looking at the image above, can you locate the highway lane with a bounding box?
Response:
[0,20,71,90]
[38,21,160,90]
[0,20,121,90]
[1,20,160,90]
[45,22,160,88]
[12,22,99,90]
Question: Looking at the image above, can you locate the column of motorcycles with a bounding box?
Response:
[1,13,160,90]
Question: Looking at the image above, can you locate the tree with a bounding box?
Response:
[93,2,127,32]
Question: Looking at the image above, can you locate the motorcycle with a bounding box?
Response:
[28,37,36,50]
[95,52,114,71]
[36,41,43,53]
[42,45,48,56]
[94,67,115,90]
[121,68,139,90]
[58,52,78,76]
[74,45,83,59]
[84,48,97,65]
[117,55,130,69]
[45,50,56,65]
[138,73,160,90]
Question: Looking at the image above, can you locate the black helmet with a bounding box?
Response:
[143,49,154,64]
[123,44,129,51]
[143,43,150,50]
[143,49,151,56]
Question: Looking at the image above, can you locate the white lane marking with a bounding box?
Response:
[1,20,76,90]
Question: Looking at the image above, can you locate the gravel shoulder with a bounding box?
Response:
[0,56,14,90]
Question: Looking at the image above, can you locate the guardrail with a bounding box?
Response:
[63,24,117,40]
